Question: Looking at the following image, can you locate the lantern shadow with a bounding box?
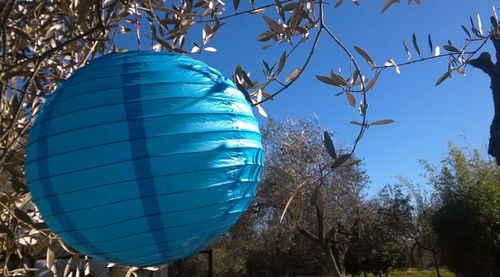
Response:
[177,63,234,93]
[121,143,263,264]
[35,89,110,259]
[36,118,263,265]
[135,142,263,264]
[121,61,236,261]
[181,145,264,259]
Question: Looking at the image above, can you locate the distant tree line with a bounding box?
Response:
[169,118,500,277]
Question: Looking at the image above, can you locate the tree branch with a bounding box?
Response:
[0,0,16,30]
[0,80,42,96]
[251,9,323,107]
[325,244,343,277]
[195,0,295,23]
[468,52,495,78]
[6,24,104,72]
[322,26,368,154]
[373,51,475,70]
[0,59,43,143]
[297,226,320,243]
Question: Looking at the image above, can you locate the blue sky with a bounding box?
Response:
[121,1,498,193]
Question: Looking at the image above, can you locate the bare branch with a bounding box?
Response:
[297,226,320,243]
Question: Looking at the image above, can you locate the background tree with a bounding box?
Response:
[402,176,443,276]
[345,183,413,277]
[426,145,500,277]
[261,118,368,277]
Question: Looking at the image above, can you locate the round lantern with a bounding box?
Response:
[25,51,264,266]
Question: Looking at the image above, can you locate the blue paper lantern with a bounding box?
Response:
[25,51,264,266]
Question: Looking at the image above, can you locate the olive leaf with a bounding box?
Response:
[332,154,351,169]
[412,33,421,56]
[369,119,394,126]
[323,131,337,159]
[435,71,451,86]
[354,46,375,67]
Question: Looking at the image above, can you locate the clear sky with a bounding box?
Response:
[120,1,498,193]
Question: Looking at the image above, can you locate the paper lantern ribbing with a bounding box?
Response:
[25,51,264,266]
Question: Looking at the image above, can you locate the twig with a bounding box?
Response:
[0,59,43,142]
[0,119,31,173]
[277,0,369,229]
[252,23,323,106]
[6,25,104,72]
[373,52,475,70]
[0,80,43,96]
[280,166,334,222]
[322,26,367,154]
[373,35,491,71]
[0,201,50,238]
[0,0,16,30]
[80,0,120,66]
[297,226,320,243]
[464,35,491,62]
[195,0,295,23]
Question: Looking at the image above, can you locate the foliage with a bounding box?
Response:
[221,117,367,276]
[367,267,455,277]
[1,0,500,276]
[426,145,500,277]
[1,2,116,274]
[262,118,369,276]
[345,184,414,276]
[400,177,442,275]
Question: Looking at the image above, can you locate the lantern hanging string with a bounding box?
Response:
[133,1,141,51]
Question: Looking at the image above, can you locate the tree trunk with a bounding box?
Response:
[490,37,500,165]
[159,264,169,277]
[409,242,417,268]
[432,250,441,277]
[468,31,500,165]
[325,246,344,277]
[207,249,213,277]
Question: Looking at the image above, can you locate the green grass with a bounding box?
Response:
[386,268,455,277]
[356,268,455,277]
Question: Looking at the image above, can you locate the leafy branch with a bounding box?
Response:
[195,0,296,23]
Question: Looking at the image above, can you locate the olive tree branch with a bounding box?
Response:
[0,59,43,143]
[1,2,119,154]
[464,35,492,61]
[0,201,51,238]
[322,26,368,154]
[256,36,310,93]
[1,0,16,63]
[251,0,371,154]
[280,166,331,221]
[251,15,323,106]
[373,52,471,70]
[297,226,320,243]
[195,0,295,23]
[0,80,42,96]
[81,0,120,66]
[373,36,491,71]
[6,24,105,72]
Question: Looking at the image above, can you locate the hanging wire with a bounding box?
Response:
[133,1,141,51]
